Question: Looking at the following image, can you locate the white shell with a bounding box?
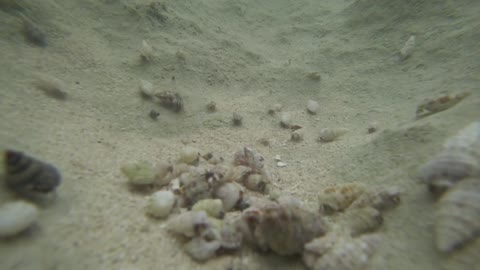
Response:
[215,182,243,211]
[318,128,348,142]
[179,146,201,165]
[276,162,287,168]
[399,35,415,61]
[0,201,39,237]
[166,211,209,237]
[146,190,175,219]
[307,100,320,114]
[280,112,292,128]
[435,177,480,252]
[139,80,154,97]
[140,40,154,61]
[183,237,221,261]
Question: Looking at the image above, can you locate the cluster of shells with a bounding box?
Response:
[416,121,480,267]
[121,146,402,269]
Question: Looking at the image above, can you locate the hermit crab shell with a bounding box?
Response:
[318,183,366,215]
[435,177,480,253]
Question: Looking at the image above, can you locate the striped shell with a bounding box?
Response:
[306,234,382,270]
[417,121,480,196]
[318,183,365,215]
[4,150,61,195]
[435,177,480,253]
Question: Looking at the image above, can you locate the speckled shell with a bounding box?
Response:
[349,186,401,212]
[318,183,366,215]
[435,177,480,253]
[4,150,61,194]
[241,204,327,255]
[318,128,348,142]
[343,207,383,237]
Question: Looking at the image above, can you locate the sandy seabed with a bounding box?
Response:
[0,0,479,269]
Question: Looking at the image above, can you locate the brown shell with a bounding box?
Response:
[435,177,480,253]
[241,204,327,255]
[310,234,382,270]
[318,183,366,215]
[349,186,402,212]
[343,207,384,237]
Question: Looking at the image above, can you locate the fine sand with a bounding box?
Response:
[0,0,479,269]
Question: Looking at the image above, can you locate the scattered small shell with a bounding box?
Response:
[274,155,281,161]
[241,204,327,255]
[367,121,379,134]
[307,234,382,270]
[0,201,39,238]
[166,210,210,238]
[435,177,480,253]
[349,186,402,212]
[276,162,287,168]
[139,80,154,99]
[399,35,416,61]
[280,112,292,128]
[4,149,62,195]
[318,128,348,142]
[121,161,156,185]
[149,109,160,120]
[192,199,224,218]
[215,182,243,211]
[307,100,320,114]
[291,129,304,142]
[21,15,46,47]
[32,72,68,100]
[206,101,217,112]
[318,183,366,215]
[179,146,201,165]
[154,91,184,112]
[146,190,176,218]
[416,92,471,118]
[343,207,383,237]
[140,40,154,62]
[232,112,243,126]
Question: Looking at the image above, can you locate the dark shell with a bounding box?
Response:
[4,150,61,194]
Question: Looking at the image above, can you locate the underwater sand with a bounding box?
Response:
[0,0,479,269]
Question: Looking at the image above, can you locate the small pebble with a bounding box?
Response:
[274,155,281,161]
[276,162,287,168]
[280,112,292,128]
[306,100,320,114]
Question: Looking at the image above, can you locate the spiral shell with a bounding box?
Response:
[349,186,402,212]
[417,121,480,196]
[240,204,327,255]
[318,128,348,142]
[309,234,382,270]
[435,177,480,253]
[318,183,366,215]
[4,150,61,195]
[343,207,383,237]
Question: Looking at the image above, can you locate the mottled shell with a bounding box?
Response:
[242,205,327,255]
[4,150,61,194]
[318,183,366,215]
[435,177,480,253]
[349,186,402,212]
[343,207,383,237]
[311,234,382,270]
[318,128,348,142]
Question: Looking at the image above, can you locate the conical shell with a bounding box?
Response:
[312,234,382,270]
[435,177,480,253]
[318,128,348,142]
[318,183,366,215]
[4,150,61,194]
